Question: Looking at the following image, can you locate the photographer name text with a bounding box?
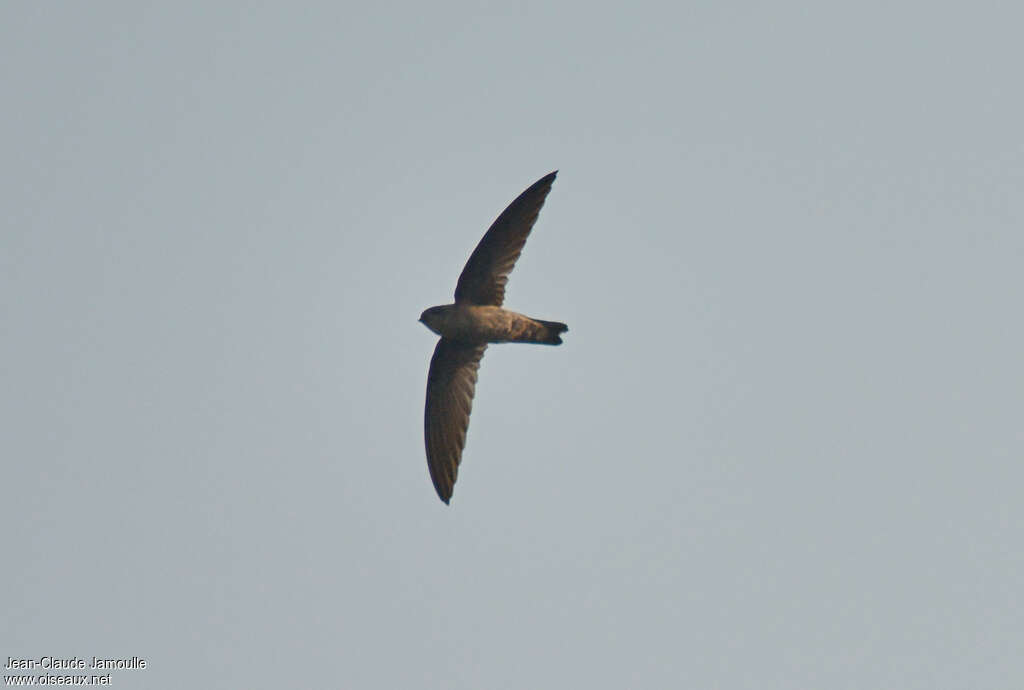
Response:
[5,657,146,671]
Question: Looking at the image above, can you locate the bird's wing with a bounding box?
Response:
[424,338,488,504]
[453,171,557,306]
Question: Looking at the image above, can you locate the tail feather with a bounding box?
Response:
[535,319,568,345]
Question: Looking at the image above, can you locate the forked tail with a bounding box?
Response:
[534,319,569,345]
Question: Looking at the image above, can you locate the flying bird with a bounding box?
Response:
[420,171,567,504]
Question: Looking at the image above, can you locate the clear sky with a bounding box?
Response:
[3,2,1022,688]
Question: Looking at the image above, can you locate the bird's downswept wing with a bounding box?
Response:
[453,171,557,307]
[424,338,488,504]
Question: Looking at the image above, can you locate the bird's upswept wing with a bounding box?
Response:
[424,339,488,503]
[453,171,557,306]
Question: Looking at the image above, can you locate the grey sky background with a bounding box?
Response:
[3,2,1022,688]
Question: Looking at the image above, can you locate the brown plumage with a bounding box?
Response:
[420,171,568,504]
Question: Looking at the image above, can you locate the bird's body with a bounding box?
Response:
[420,171,566,504]
[420,304,566,345]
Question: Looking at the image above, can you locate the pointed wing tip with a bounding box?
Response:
[536,170,558,194]
[526,170,557,195]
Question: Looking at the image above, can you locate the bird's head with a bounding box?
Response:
[419,306,446,335]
